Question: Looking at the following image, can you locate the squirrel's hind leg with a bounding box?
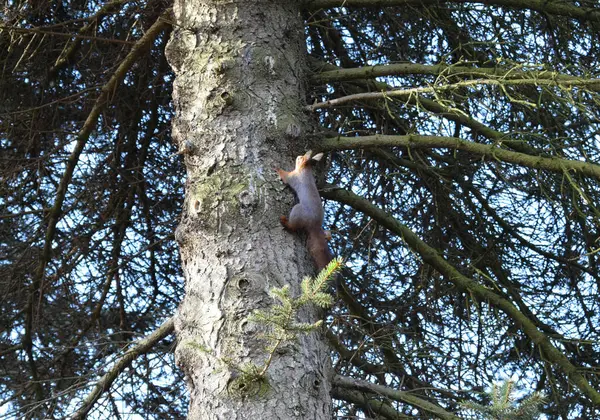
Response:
[280,204,303,231]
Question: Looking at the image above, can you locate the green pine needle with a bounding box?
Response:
[461,380,546,420]
[249,257,343,379]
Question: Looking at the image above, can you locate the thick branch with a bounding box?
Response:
[321,187,600,405]
[332,375,461,420]
[331,386,410,419]
[305,0,600,25]
[311,62,600,85]
[308,77,600,111]
[69,317,175,420]
[318,135,600,182]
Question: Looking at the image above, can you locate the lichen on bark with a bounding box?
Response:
[165,1,331,418]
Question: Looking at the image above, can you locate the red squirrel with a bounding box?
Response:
[276,151,333,271]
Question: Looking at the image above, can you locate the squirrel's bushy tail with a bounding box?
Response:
[307,228,333,271]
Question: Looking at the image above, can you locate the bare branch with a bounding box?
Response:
[22,8,173,405]
[332,374,461,420]
[47,0,133,75]
[0,26,136,45]
[69,317,175,420]
[331,386,411,419]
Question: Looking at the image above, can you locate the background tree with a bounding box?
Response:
[1,0,599,419]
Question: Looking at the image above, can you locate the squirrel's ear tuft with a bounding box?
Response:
[311,152,324,161]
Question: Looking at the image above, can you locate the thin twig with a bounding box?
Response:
[0,26,136,45]
[22,9,173,409]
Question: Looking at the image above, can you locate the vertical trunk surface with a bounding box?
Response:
[166,1,331,418]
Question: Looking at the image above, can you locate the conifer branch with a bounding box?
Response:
[69,317,175,420]
[461,379,546,419]
[22,9,173,407]
[306,0,600,25]
[317,134,600,182]
[307,77,599,111]
[311,62,600,85]
[321,187,600,405]
[189,258,343,397]
[250,257,343,377]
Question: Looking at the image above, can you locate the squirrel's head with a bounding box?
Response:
[295,150,324,170]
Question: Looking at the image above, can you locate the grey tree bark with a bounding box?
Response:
[165,1,331,418]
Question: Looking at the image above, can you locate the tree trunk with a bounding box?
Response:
[165,1,331,418]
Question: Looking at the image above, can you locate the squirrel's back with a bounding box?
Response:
[277,151,332,270]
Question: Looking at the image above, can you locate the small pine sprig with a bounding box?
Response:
[461,379,546,420]
[249,257,343,378]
